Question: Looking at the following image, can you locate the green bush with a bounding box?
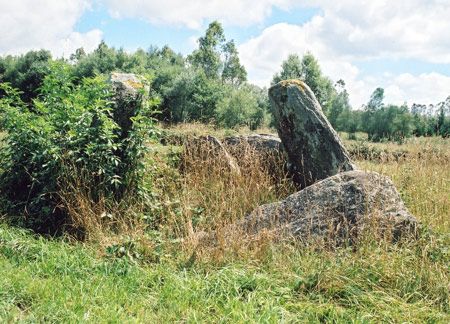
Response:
[0,62,156,233]
[215,85,270,129]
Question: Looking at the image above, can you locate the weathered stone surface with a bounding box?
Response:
[223,134,288,178]
[269,80,356,188]
[109,72,147,138]
[244,170,417,244]
[223,134,283,154]
[182,135,241,175]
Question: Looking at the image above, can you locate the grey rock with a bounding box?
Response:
[109,72,148,138]
[182,135,241,175]
[223,134,287,178]
[223,134,283,154]
[269,80,356,188]
[244,170,417,244]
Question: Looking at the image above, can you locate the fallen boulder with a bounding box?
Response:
[223,134,287,177]
[182,135,241,175]
[223,134,283,154]
[244,170,417,244]
[269,80,356,188]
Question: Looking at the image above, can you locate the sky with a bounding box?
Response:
[1,0,450,108]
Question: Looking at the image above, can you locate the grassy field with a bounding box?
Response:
[0,126,449,323]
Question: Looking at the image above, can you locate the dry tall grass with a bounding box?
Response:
[156,137,295,239]
[151,127,449,264]
[56,164,148,242]
[353,138,449,234]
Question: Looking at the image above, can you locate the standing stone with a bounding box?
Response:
[109,72,149,198]
[109,72,148,139]
[269,80,355,188]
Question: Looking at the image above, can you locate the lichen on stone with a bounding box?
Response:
[125,79,144,89]
[278,79,307,91]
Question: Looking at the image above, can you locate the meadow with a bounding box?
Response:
[0,125,448,323]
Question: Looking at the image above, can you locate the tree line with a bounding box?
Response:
[272,53,450,141]
[1,21,449,140]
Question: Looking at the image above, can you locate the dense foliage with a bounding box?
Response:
[0,21,449,139]
[0,63,156,233]
[0,50,51,103]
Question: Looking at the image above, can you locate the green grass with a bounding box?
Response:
[0,224,448,323]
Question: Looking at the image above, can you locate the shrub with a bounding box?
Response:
[0,62,156,234]
[162,69,224,123]
[215,85,268,129]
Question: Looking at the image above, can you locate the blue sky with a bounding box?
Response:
[1,0,450,107]
[75,2,320,55]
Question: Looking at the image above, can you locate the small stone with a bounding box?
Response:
[223,134,283,153]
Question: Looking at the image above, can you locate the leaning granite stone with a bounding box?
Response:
[244,170,417,244]
[109,72,148,138]
[269,80,356,188]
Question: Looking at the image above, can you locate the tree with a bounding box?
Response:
[272,52,335,114]
[437,106,446,136]
[1,50,52,102]
[162,69,195,122]
[246,84,271,129]
[336,106,360,138]
[72,41,118,80]
[301,53,335,112]
[93,41,117,74]
[189,21,247,85]
[0,57,6,77]
[188,21,225,79]
[272,54,303,84]
[115,48,129,71]
[124,48,147,74]
[367,87,385,111]
[70,47,86,63]
[361,95,415,143]
[215,86,259,129]
[329,79,350,128]
[391,104,414,142]
[163,69,224,123]
[221,40,247,85]
[188,71,224,122]
[362,87,385,140]
[0,56,8,97]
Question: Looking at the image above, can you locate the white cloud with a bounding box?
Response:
[307,0,450,63]
[238,1,450,107]
[104,0,450,62]
[0,0,102,58]
[105,0,295,29]
[383,73,450,106]
[238,22,370,106]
